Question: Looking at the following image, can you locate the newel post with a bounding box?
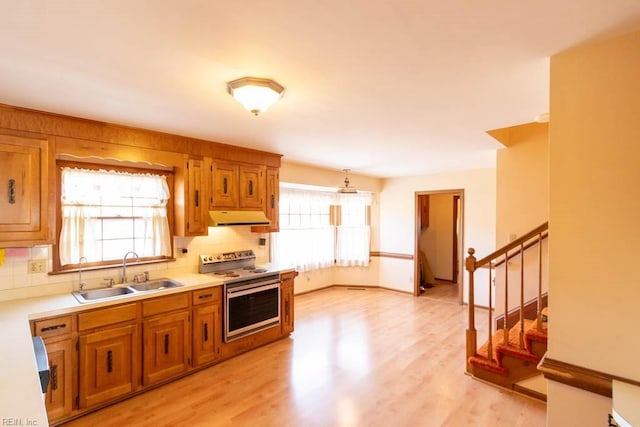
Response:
[465,248,477,367]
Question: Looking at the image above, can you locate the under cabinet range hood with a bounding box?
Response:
[208,210,270,227]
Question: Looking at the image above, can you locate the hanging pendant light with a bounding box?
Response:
[227,77,285,116]
[337,169,358,194]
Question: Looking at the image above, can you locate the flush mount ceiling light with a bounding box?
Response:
[227,77,285,116]
[337,169,358,194]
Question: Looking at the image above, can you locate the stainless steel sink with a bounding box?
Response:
[72,278,184,303]
[73,286,135,303]
[129,278,183,292]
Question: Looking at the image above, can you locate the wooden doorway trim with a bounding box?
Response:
[414,189,464,304]
[452,195,461,285]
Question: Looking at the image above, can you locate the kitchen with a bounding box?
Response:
[0,101,493,426]
[4,2,640,426]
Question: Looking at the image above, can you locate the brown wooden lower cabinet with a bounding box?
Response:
[42,337,75,421]
[142,310,191,386]
[32,274,296,425]
[281,271,297,335]
[32,314,76,423]
[192,287,222,367]
[78,323,139,408]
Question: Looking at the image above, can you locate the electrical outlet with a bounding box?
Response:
[28,260,47,274]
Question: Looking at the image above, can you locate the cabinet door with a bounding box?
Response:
[142,310,191,386]
[281,275,295,335]
[43,337,75,421]
[0,133,52,246]
[185,157,208,235]
[211,161,238,209]
[79,324,138,408]
[239,165,265,209]
[252,167,279,233]
[193,302,221,367]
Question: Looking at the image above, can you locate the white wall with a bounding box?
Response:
[378,168,496,304]
[0,227,266,302]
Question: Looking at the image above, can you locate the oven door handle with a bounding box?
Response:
[227,281,280,298]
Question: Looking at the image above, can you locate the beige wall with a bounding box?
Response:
[493,122,549,317]
[281,161,496,299]
[378,168,496,302]
[547,29,640,423]
[280,160,383,293]
[495,123,549,247]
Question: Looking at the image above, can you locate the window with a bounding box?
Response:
[272,186,371,272]
[55,163,173,271]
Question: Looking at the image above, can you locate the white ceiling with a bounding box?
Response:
[1,1,640,178]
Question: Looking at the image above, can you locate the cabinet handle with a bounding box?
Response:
[198,293,213,300]
[223,177,228,194]
[204,323,209,342]
[271,194,275,209]
[51,364,58,391]
[248,180,254,196]
[40,323,67,333]
[8,179,15,204]
[195,190,200,207]
[107,350,113,373]
[164,334,169,355]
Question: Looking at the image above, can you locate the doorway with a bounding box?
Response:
[414,190,463,303]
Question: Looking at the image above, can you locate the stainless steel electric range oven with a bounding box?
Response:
[198,250,280,342]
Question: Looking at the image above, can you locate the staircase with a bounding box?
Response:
[465,222,548,400]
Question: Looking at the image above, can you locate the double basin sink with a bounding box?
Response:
[72,278,183,304]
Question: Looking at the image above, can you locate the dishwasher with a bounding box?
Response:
[32,336,50,398]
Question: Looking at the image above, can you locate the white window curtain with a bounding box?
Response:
[273,186,372,271]
[273,188,335,272]
[335,193,371,267]
[59,167,172,266]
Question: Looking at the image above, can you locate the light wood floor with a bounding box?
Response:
[63,286,546,427]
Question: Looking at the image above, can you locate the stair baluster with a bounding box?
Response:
[519,242,525,350]
[503,254,508,345]
[465,222,549,396]
[537,232,543,332]
[487,261,493,361]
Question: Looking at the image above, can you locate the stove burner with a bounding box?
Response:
[243,267,268,273]
[215,271,240,278]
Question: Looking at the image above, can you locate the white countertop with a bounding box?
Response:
[0,272,225,425]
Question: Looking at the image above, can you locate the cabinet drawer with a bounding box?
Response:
[78,303,137,331]
[192,287,221,306]
[142,293,190,317]
[33,315,74,338]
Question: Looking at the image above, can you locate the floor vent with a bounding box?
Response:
[347,287,367,291]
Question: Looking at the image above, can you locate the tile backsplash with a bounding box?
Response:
[0,227,269,302]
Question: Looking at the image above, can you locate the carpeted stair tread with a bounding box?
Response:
[470,307,549,387]
[468,355,508,375]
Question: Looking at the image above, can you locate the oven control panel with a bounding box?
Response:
[199,250,255,265]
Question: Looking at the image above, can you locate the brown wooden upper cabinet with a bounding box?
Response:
[251,167,279,233]
[177,158,278,237]
[210,161,266,211]
[0,132,53,247]
[185,157,208,236]
[210,161,239,209]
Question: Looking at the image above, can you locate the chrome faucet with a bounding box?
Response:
[78,257,87,291]
[120,251,139,284]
